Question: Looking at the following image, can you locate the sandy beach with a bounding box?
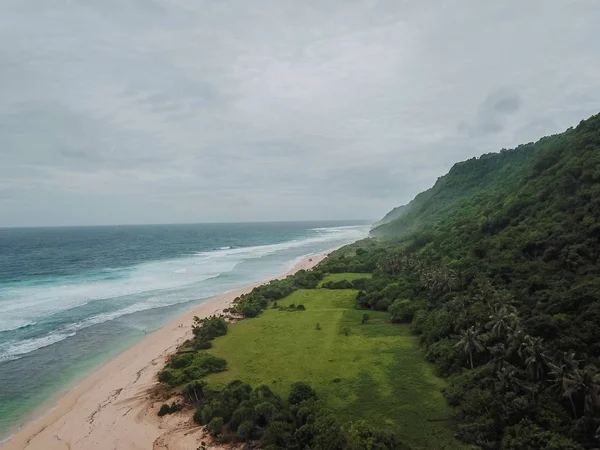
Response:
[1,253,328,450]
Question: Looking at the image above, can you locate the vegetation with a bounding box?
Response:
[204,288,463,449]
[232,270,322,318]
[191,380,401,448]
[318,272,372,288]
[157,112,600,449]
[320,113,600,448]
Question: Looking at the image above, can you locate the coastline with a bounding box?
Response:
[1,252,329,450]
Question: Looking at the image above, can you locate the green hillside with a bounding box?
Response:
[157,113,600,450]
[354,112,600,448]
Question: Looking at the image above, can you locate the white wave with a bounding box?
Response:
[0,332,76,363]
[0,224,369,360]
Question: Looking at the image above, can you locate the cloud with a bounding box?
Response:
[1,0,600,226]
[459,88,522,136]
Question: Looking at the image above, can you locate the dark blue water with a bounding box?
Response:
[0,221,369,439]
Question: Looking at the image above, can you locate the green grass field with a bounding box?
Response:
[318,272,372,287]
[205,286,464,449]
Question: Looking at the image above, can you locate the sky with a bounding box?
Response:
[1,0,599,227]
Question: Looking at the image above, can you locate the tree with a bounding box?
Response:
[548,352,579,417]
[206,416,224,436]
[495,364,518,393]
[564,367,600,417]
[389,299,416,323]
[288,382,317,406]
[522,335,551,381]
[486,304,518,338]
[455,326,485,369]
[507,328,528,361]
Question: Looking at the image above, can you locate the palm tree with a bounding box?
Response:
[548,353,579,417]
[522,335,551,381]
[495,364,517,393]
[455,326,485,369]
[420,267,458,297]
[486,304,518,338]
[507,328,528,361]
[489,343,509,371]
[564,366,600,416]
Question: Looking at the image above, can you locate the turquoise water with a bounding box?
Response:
[0,221,369,439]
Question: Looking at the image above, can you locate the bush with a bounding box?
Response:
[183,380,206,404]
[158,404,171,417]
[343,327,351,336]
[158,368,183,386]
[230,405,256,431]
[322,280,354,289]
[192,315,228,342]
[347,420,399,450]
[193,340,212,350]
[237,420,255,441]
[501,419,583,450]
[288,382,317,405]
[361,313,370,324]
[201,399,224,425]
[261,421,295,448]
[296,304,306,311]
[206,417,224,436]
[389,299,416,323]
[316,323,322,330]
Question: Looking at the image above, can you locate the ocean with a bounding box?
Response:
[0,221,369,439]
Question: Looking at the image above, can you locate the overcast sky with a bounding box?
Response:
[1,0,599,227]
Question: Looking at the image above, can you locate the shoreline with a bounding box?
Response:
[0,252,330,450]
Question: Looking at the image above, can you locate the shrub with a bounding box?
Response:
[296,304,306,311]
[261,421,295,448]
[192,315,228,342]
[171,354,193,369]
[183,380,206,404]
[316,322,322,330]
[201,399,224,425]
[237,420,254,441]
[170,402,182,413]
[193,340,212,350]
[230,405,256,431]
[322,280,354,289]
[361,313,370,324]
[289,382,317,405]
[501,419,583,450]
[389,299,416,323]
[158,404,171,417]
[343,327,351,336]
[206,416,224,436]
[158,368,183,386]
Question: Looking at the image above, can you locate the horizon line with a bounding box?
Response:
[0,219,376,230]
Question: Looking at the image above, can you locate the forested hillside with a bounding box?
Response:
[338,112,600,448]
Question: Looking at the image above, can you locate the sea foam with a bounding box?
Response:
[0,224,368,362]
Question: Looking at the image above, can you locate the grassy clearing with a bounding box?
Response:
[205,288,464,449]
[318,272,372,287]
